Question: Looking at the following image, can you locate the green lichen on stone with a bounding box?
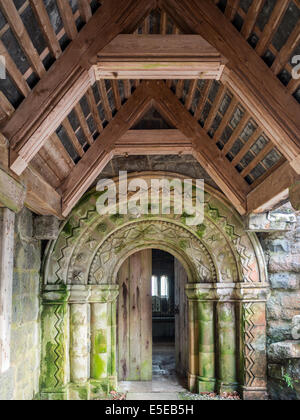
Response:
[92,355,107,379]
[179,240,187,250]
[196,224,206,238]
[97,223,107,232]
[94,330,107,354]
[110,213,124,224]
[40,341,58,389]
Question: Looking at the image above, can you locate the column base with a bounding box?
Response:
[40,391,68,401]
[68,383,90,400]
[90,376,118,400]
[40,376,118,401]
[217,381,239,394]
[187,372,198,393]
[198,377,216,393]
[242,387,268,400]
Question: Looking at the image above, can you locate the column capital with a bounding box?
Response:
[42,284,119,303]
[185,282,270,302]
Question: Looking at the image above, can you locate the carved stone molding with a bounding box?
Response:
[41,175,269,400]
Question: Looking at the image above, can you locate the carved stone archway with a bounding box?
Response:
[40,173,269,400]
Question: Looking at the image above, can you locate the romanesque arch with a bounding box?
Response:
[40,173,269,400]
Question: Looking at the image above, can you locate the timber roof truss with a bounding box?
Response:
[0,0,299,218]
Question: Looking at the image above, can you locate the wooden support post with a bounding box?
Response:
[290,181,300,211]
[0,208,15,373]
[0,167,26,213]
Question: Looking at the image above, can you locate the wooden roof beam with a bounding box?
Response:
[94,35,227,80]
[247,162,299,214]
[161,0,300,174]
[241,0,264,39]
[3,0,156,176]
[59,82,154,217]
[147,81,249,215]
[0,135,62,217]
[0,0,45,78]
[115,129,193,155]
[29,0,62,60]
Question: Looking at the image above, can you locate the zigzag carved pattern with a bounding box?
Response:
[53,305,64,388]
[206,203,253,282]
[244,303,256,387]
[54,206,97,284]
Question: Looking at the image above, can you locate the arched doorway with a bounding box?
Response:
[40,173,269,400]
[116,249,189,392]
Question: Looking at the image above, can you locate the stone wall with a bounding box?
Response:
[0,209,41,400]
[258,205,300,400]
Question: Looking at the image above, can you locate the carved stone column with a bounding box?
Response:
[40,286,70,400]
[89,285,119,400]
[198,301,216,392]
[239,284,269,400]
[68,286,90,400]
[217,301,238,393]
[186,284,217,393]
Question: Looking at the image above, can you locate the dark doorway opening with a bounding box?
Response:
[152,250,176,378]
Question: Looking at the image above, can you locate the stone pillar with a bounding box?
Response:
[0,208,15,374]
[40,286,70,400]
[70,304,89,383]
[90,303,108,380]
[198,301,216,392]
[187,299,198,392]
[217,301,238,393]
[186,284,216,393]
[89,285,119,400]
[68,286,90,400]
[239,285,269,400]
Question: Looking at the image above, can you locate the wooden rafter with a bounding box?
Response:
[97,80,113,122]
[29,0,62,60]
[255,0,289,57]
[247,162,299,214]
[78,0,92,23]
[0,0,45,78]
[271,24,300,75]
[4,0,156,176]
[86,87,104,133]
[0,39,30,97]
[224,0,239,21]
[59,82,154,216]
[74,103,94,146]
[203,84,226,130]
[56,0,78,41]
[160,0,300,174]
[148,81,249,214]
[241,0,264,39]
[59,80,250,217]
[221,111,250,156]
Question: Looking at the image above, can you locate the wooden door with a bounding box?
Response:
[117,250,152,381]
[175,258,189,377]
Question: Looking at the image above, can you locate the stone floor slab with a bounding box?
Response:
[127,392,179,400]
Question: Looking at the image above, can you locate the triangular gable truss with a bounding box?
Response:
[59,81,249,217]
[1,0,300,218]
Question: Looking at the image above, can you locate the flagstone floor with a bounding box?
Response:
[119,342,186,400]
